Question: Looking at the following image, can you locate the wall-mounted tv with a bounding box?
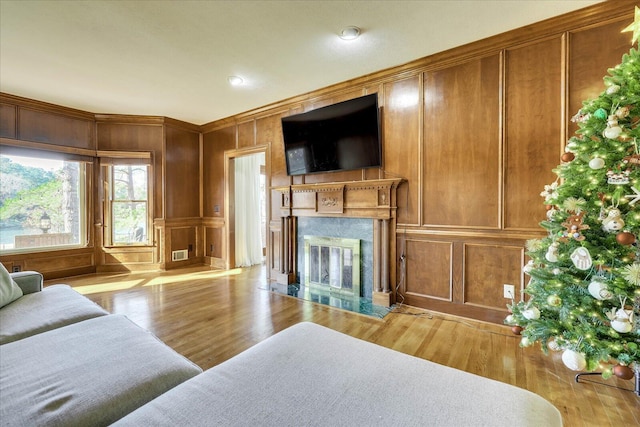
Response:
[281,93,382,176]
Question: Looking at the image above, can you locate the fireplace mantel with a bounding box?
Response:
[271,178,403,307]
[273,178,403,219]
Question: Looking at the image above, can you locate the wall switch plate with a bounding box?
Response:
[503,284,515,299]
[12,266,21,273]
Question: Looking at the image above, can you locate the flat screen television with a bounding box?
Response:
[281,93,381,176]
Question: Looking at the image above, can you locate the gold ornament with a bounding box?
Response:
[621,6,640,46]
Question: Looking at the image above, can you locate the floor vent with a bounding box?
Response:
[171,249,189,262]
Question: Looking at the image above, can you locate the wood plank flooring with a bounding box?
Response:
[47,265,639,427]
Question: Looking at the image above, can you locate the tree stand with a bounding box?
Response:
[575,365,639,397]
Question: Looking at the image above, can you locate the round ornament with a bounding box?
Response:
[522,306,541,320]
[520,337,532,347]
[547,294,562,307]
[547,339,561,352]
[561,152,575,162]
[589,157,605,170]
[511,325,523,335]
[522,260,534,275]
[587,280,613,300]
[611,319,633,334]
[616,231,636,245]
[561,349,587,371]
[505,314,515,324]
[613,364,635,380]
[603,126,622,139]
[606,84,620,95]
[594,108,608,120]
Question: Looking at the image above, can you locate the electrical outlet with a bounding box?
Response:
[503,284,515,299]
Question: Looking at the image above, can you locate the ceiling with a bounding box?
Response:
[0,0,603,125]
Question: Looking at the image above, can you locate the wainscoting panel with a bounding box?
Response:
[403,238,453,301]
[463,243,524,311]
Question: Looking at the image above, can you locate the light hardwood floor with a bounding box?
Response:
[48,265,639,427]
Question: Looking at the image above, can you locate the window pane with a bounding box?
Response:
[112,202,147,245]
[0,154,85,251]
[113,165,147,200]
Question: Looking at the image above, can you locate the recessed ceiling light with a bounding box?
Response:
[228,76,244,86]
[339,26,361,40]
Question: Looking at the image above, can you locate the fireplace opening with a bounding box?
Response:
[304,236,360,298]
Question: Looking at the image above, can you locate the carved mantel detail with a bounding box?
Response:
[271,178,403,307]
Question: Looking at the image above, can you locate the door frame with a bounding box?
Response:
[223,144,270,270]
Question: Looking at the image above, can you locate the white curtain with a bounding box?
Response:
[234,153,264,267]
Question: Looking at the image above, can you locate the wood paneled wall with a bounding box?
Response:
[200,1,637,322]
[0,1,636,321]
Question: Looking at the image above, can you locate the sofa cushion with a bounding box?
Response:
[0,284,109,345]
[0,314,202,426]
[114,322,562,427]
[0,263,23,308]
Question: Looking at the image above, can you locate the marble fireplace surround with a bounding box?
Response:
[272,178,402,307]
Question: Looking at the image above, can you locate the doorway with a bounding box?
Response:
[224,146,268,269]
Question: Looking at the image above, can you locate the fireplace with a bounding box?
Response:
[304,235,361,297]
[271,178,402,307]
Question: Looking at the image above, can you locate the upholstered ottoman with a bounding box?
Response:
[115,322,562,426]
[0,314,202,426]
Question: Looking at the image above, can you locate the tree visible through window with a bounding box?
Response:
[108,164,149,245]
[0,154,86,251]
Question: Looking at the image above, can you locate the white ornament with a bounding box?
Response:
[625,186,640,206]
[523,260,534,275]
[545,242,560,262]
[611,308,634,333]
[603,126,622,139]
[588,157,605,170]
[552,268,562,275]
[611,319,633,333]
[505,314,515,324]
[547,339,561,352]
[570,247,592,271]
[520,337,532,347]
[587,280,613,300]
[562,349,587,371]
[546,207,558,221]
[602,208,625,232]
[522,306,541,320]
[606,84,620,94]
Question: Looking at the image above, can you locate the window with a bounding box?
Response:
[105,163,150,246]
[0,153,87,252]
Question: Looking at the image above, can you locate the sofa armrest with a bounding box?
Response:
[10,271,43,294]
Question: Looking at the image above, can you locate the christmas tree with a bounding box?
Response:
[505,7,640,382]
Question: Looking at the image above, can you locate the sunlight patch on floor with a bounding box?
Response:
[71,268,243,295]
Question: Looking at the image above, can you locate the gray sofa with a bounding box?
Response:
[1,267,563,426]
[0,268,202,426]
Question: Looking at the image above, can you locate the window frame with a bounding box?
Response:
[101,154,153,248]
[0,149,90,254]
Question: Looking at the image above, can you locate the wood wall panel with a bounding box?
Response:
[0,103,17,138]
[205,226,223,258]
[237,120,254,148]
[96,122,164,217]
[423,55,501,228]
[568,18,634,136]
[18,108,94,149]
[165,126,200,219]
[463,243,523,310]
[170,227,196,255]
[504,37,563,230]
[103,251,154,264]
[404,239,452,301]
[202,126,235,218]
[258,113,288,188]
[383,76,421,225]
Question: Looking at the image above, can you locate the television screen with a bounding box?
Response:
[281,93,381,176]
